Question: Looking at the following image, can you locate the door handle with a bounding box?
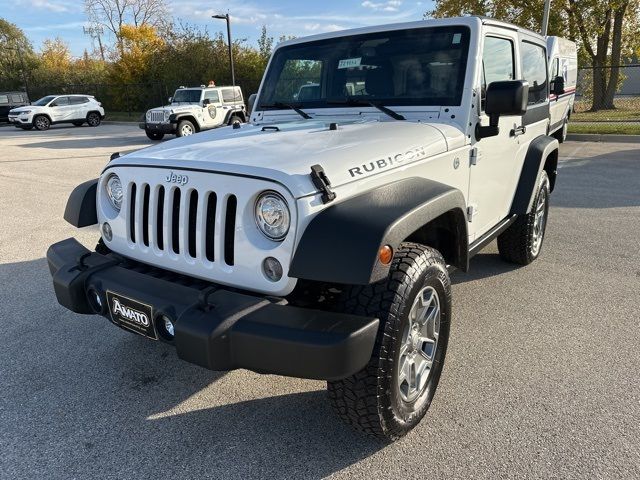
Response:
[510,125,526,137]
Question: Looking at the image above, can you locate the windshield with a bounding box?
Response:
[172,89,202,104]
[33,95,56,106]
[260,26,470,109]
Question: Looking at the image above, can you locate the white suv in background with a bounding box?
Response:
[8,94,105,131]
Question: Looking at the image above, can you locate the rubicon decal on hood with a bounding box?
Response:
[348,145,431,177]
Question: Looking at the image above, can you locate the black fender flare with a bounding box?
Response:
[509,135,559,215]
[289,177,468,285]
[64,179,98,227]
[223,108,246,124]
[169,113,200,130]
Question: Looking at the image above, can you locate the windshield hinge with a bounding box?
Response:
[310,164,337,204]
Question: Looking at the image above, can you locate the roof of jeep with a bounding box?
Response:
[276,16,544,48]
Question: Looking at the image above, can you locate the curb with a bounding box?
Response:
[567,133,640,143]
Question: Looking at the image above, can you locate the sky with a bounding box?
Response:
[2,0,433,56]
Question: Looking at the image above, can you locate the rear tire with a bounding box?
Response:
[553,118,568,143]
[327,243,451,441]
[497,170,550,265]
[34,115,50,131]
[145,130,164,141]
[86,112,101,127]
[228,115,243,126]
[176,119,195,137]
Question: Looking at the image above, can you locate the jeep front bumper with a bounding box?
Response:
[47,238,379,381]
[139,122,176,134]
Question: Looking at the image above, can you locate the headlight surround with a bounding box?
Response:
[105,174,123,212]
[255,191,290,241]
[164,110,171,121]
[145,111,151,120]
[19,110,31,115]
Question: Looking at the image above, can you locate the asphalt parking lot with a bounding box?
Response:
[1,123,639,479]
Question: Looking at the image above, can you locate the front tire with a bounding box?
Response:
[497,170,550,265]
[176,119,195,137]
[145,130,164,141]
[34,115,50,131]
[327,243,451,440]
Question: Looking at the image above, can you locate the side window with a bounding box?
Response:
[204,90,220,103]
[481,36,514,109]
[52,97,70,106]
[0,95,8,104]
[521,41,548,105]
[10,94,23,103]
[221,88,242,103]
[69,96,83,105]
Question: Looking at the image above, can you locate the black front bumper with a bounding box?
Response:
[47,238,379,380]
[139,122,176,134]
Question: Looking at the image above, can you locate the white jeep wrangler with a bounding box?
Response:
[49,17,563,440]
[140,85,246,140]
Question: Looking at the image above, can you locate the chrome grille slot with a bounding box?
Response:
[125,181,237,265]
[149,110,165,123]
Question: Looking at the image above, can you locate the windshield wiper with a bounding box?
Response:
[326,97,405,121]
[259,102,312,119]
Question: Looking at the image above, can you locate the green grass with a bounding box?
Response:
[106,111,144,122]
[569,122,640,135]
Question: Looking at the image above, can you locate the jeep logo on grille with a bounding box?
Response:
[112,298,150,327]
[165,171,189,186]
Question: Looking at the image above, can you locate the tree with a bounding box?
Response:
[0,18,36,91]
[427,0,640,111]
[85,0,168,51]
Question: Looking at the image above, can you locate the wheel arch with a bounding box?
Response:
[170,113,201,132]
[510,135,559,215]
[289,178,469,285]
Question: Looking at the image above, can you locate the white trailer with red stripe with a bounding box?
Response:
[547,36,577,142]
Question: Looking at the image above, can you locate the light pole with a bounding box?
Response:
[212,13,236,88]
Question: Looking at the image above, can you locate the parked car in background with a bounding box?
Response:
[0,91,29,122]
[140,85,246,140]
[547,36,577,142]
[8,94,105,131]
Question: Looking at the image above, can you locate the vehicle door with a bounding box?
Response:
[69,96,88,119]
[49,96,74,121]
[467,30,523,240]
[201,89,222,128]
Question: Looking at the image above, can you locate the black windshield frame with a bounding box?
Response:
[260,25,471,110]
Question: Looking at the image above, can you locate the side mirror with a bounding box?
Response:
[477,80,529,140]
[168,97,172,103]
[203,98,211,106]
[247,93,257,115]
[551,76,565,96]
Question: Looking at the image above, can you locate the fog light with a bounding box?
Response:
[262,257,283,282]
[159,314,175,339]
[87,289,103,313]
[102,222,113,242]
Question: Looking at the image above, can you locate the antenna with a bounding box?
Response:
[541,0,551,36]
[83,25,105,61]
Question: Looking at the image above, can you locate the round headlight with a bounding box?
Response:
[164,110,171,121]
[145,111,151,120]
[255,191,290,241]
[105,174,123,211]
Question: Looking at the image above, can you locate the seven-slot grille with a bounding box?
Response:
[127,181,237,266]
[148,110,165,123]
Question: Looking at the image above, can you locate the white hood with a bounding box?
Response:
[112,119,465,198]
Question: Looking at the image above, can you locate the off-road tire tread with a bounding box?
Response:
[327,243,447,440]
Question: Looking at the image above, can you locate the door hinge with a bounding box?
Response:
[470,147,482,166]
[467,204,478,222]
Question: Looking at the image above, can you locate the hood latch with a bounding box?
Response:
[310,164,336,204]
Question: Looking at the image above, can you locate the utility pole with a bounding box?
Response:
[212,13,236,88]
[541,0,551,36]
[83,25,105,61]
